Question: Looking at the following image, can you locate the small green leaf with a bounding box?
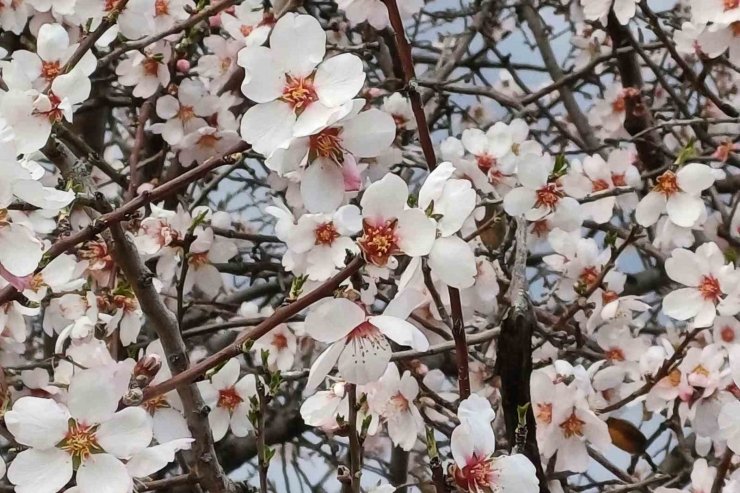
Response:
[674,137,697,166]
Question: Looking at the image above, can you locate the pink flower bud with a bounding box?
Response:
[365,87,383,98]
[176,59,191,73]
[209,14,222,28]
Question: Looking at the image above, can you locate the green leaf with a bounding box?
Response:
[425,426,438,459]
[674,137,697,166]
[553,153,568,177]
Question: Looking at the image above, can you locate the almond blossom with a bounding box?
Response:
[449,395,539,493]
[197,358,258,442]
[238,13,366,155]
[5,369,169,493]
[635,163,715,228]
[503,153,580,223]
[305,297,429,389]
[662,242,740,327]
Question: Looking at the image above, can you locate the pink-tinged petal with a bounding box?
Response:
[212,358,241,390]
[0,223,43,277]
[152,408,192,443]
[126,439,194,478]
[77,453,132,493]
[338,330,391,384]
[155,94,180,119]
[270,13,325,78]
[5,396,69,449]
[517,154,549,190]
[492,455,540,493]
[428,236,477,289]
[342,155,363,192]
[68,369,120,424]
[37,23,69,62]
[450,424,476,468]
[369,315,429,351]
[237,46,285,103]
[301,159,345,213]
[305,298,365,343]
[635,191,666,227]
[230,402,253,437]
[240,100,295,156]
[8,448,73,493]
[666,192,704,228]
[209,406,231,442]
[665,249,701,286]
[503,187,537,217]
[341,108,395,158]
[461,128,489,156]
[676,163,714,195]
[306,341,345,390]
[418,162,456,211]
[314,53,365,107]
[396,208,436,257]
[662,288,705,321]
[97,407,153,459]
[436,179,476,236]
[361,173,408,221]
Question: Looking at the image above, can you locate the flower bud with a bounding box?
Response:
[176,59,191,73]
[123,387,144,406]
[134,354,162,388]
[209,14,221,28]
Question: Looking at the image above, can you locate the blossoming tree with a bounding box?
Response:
[1,0,740,491]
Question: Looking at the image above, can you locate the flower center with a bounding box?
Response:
[612,95,626,113]
[579,266,600,286]
[347,320,381,341]
[358,219,399,267]
[273,333,288,349]
[220,57,232,74]
[732,22,740,37]
[666,369,681,387]
[28,273,45,292]
[605,348,625,362]
[309,128,344,164]
[281,75,318,112]
[559,411,585,438]
[611,173,627,187]
[189,251,209,268]
[218,387,243,412]
[653,171,681,196]
[693,365,710,377]
[536,402,552,424]
[41,61,62,82]
[104,0,121,11]
[602,290,619,304]
[535,183,563,209]
[177,105,195,122]
[143,395,170,415]
[198,133,220,148]
[113,294,138,313]
[315,222,340,246]
[699,275,721,301]
[155,0,168,15]
[143,57,160,76]
[530,220,550,237]
[726,0,740,10]
[511,142,521,155]
[390,392,410,413]
[476,154,495,173]
[60,420,101,462]
[240,25,254,37]
[722,326,736,343]
[591,179,610,192]
[454,455,494,492]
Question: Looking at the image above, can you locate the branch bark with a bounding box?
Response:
[109,224,237,493]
